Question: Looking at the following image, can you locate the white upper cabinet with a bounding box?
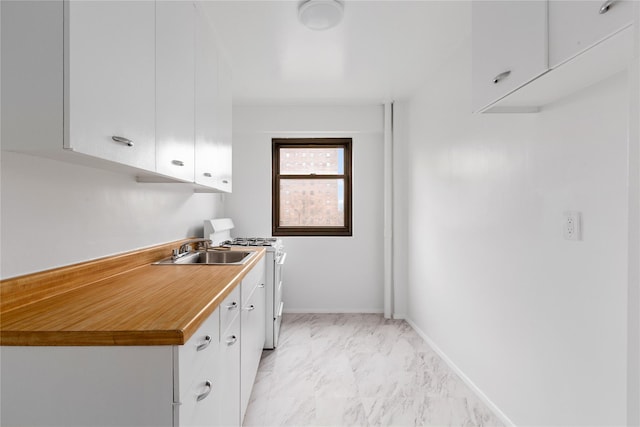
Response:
[155,1,196,182]
[195,9,232,192]
[471,1,548,112]
[65,1,156,170]
[549,0,634,68]
[195,10,218,189]
[2,1,233,190]
[473,0,635,113]
[214,54,233,193]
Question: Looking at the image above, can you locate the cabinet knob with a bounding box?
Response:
[111,136,134,147]
[203,172,212,177]
[196,335,212,351]
[222,179,229,184]
[226,335,238,346]
[226,301,238,310]
[599,0,615,14]
[244,304,255,311]
[196,380,213,402]
[258,283,265,288]
[492,70,511,84]
[172,160,185,166]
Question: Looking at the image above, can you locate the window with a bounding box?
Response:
[272,138,352,236]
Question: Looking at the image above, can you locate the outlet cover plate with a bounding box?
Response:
[563,211,582,241]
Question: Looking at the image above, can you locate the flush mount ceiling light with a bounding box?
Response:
[298,0,344,31]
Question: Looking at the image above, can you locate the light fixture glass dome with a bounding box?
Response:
[298,0,344,31]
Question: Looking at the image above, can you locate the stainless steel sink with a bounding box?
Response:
[154,250,255,265]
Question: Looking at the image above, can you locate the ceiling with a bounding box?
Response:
[202,1,471,105]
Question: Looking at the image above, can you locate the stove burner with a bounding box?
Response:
[231,237,278,247]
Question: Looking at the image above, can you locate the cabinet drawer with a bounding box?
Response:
[549,0,634,68]
[220,285,240,335]
[178,308,219,398]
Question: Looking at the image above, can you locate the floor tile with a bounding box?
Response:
[243,314,504,427]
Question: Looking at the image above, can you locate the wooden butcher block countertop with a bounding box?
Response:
[0,240,265,346]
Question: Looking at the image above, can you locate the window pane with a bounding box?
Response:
[280,148,344,175]
[279,179,344,226]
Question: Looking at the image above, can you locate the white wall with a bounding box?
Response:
[405,37,631,426]
[0,152,224,278]
[227,105,384,313]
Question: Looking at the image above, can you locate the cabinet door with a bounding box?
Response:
[194,11,220,189]
[178,309,220,427]
[471,1,548,112]
[156,1,195,182]
[219,317,241,427]
[65,1,155,171]
[241,284,266,422]
[549,0,634,68]
[214,53,233,193]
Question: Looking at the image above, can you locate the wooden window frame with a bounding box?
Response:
[272,138,352,237]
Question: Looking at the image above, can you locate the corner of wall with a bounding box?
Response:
[404,317,515,427]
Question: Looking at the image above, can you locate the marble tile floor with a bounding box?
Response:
[243,313,504,427]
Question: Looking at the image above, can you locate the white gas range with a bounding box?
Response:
[204,219,285,349]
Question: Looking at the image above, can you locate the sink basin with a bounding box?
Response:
[154,250,255,265]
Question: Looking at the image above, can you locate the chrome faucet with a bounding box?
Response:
[172,238,212,260]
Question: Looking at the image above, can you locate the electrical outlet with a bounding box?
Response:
[563,211,582,241]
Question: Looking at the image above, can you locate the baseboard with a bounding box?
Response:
[283,308,384,314]
[405,318,515,427]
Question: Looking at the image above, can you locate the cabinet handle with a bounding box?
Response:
[196,335,212,351]
[244,304,255,311]
[172,160,185,166]
[203,172,212,177]
[492,70,511,84]
[196,380,212,402]
[599,0,615,14]
[226,301,238,310]
[111,136,134,147]
[226,335,237,346]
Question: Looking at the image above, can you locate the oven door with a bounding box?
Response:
[273,252,286,348]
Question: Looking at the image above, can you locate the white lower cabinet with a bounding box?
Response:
[0,260,267,427]
[0,346,175,427]
[176,308,220,426]
[241,258,267,422]
[219,307,241,427]
[0,309,221,427]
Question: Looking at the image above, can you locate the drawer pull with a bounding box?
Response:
[196,335,212,351]
[599,0,615,14]
[111,136,134,147]
[226,301,238,310]
[244,304,255,311]
[492,70,511,84]
[196,380,212,402]
[226,335,237,346]
[172,160,185,166]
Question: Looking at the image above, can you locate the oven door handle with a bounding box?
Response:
[277,253,287,265]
